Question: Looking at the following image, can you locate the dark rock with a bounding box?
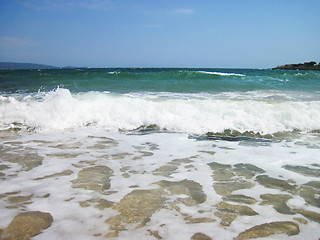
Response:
[272,61,320,70]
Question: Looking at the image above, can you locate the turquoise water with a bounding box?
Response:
[1,68,320,94]
[0,68,320,134]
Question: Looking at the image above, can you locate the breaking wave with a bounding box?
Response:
[0,88,319,134]
[196,71,245,77]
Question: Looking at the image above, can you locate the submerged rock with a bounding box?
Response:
[133,150,153,160]
[72,166,113,192]
[79,198,114,210]
[106,179,207,236]
[184,216,215,224]
[215,201,258,226]
[142,141,160,151]
[0,211,53,240]
[156,179,207,205]
[47,153,81,159]
[260,194,294,214]
[0,164,10,171]
[87,137,118,150]
[233,164,265,179]
[153,158,193,178]
[208,162,260,197]
[152,164,179,178]
[148,230,162,239]
[295,209,320,223]
[294,217,308,224]
[191,232,212,240]
[6,194,33,209]
[256,175,296,192]
[7,194,33,204]
[51,142,82,149]
[283,165,320,177]
[223,195,257,205]
[111,152,133,160]
[299,186,320,208]
[106,188,166,233]
[208,162,231,170]
[2,153,43,171]
[303,181,320,189]
[212,169,235,181]
[214,180,254,197]
[35,170,73,180]
[234,221,300,239]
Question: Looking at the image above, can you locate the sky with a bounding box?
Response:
[0,0,319,68]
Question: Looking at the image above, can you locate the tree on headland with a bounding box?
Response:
[272,61,320,70]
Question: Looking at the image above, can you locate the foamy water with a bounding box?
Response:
[0,129,320,239]
[1,68,320,239]
[0,88,319,134]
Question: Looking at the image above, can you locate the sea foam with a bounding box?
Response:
[0,88,319,134]
[197,71,245,77]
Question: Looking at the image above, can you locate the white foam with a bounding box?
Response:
[0,128,320,239]
[0,88,319,134]
[197,71,245,77]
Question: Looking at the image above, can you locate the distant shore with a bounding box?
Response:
[272,61,320,70]
[2,61,320,70]
[0,62,56,70]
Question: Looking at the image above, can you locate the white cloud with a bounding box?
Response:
[174,8,194,15]
[0,36,39,48]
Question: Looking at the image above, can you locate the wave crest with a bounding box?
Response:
[0,88,319,134]
[196,71,245,77]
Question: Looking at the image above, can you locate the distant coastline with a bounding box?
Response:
[272,61,320,70]
[2,61,320,70]
[0,62,56,70]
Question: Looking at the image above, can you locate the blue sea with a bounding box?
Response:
[0,68,320,239]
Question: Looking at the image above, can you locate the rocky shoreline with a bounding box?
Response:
[273,61,320,70]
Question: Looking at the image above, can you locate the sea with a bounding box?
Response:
[0,68,320,239]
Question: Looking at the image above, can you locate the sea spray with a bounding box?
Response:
[1,87,319,134]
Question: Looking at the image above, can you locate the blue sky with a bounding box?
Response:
[0,0,319,68]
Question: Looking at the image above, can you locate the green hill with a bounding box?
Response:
[0,62,56,69]
[273,61,320,70]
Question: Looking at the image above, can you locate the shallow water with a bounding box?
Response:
[0,128,319,239]
[1,68,320,239]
